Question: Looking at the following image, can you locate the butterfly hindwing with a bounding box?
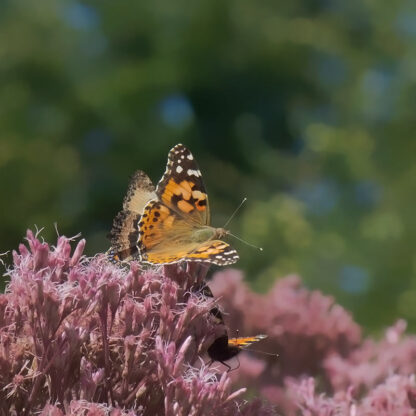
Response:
[184,240,239,265]
[137,199,238,265]
[156,144,210,225]
[109,171,156,262]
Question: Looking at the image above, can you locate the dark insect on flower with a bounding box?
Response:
[201,283,268,371]
[207,334,268,371]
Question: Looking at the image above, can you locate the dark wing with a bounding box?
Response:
[208,335,267,367]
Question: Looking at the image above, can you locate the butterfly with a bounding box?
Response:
[201,283,267,371]
[207,334,268,371]
[109,144,239,265]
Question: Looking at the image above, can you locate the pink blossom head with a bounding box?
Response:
[0,230,272,415]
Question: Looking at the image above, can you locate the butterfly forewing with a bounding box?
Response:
[156,144,210,226]
[228,335,268,348]
[208,334,268,366]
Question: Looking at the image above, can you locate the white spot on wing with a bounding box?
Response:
[176,166,183,173]
[187,169,200,177]
[187,154,194,160]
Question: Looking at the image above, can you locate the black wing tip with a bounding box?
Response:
[170,143,191,155]
[172,143,185,149]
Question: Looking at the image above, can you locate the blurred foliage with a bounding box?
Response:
[1,0,416,332]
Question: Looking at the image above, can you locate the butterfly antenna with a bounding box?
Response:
[228,232,263,252]
[246,349,279,358]
[223,198,247,229]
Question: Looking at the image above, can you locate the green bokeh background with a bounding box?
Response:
[1,0,416,333]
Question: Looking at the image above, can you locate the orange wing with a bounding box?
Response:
[137,200,238,265]
[228,335,268,349]
[155,144,210,226]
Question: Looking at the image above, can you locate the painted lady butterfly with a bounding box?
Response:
[109,144,239,265]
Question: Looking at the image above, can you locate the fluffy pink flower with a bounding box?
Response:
[324,319,416,391]
[210,271,361,379]
[4,230,416,415]
[360,374,416,415]
[285,375,416,416]
[209,269,416,413]
[284,377,354,416]
[0,230,273,415]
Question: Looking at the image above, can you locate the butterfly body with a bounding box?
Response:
[193,227,228,243]
[207,335,241,363]
[109,144,239,266]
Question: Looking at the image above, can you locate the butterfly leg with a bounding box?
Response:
[220,361,232,372]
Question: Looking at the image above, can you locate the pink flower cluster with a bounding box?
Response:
[209,270,416,414]
[2,230,416,415]
[284,374,416,416]
[0,231,273,415]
